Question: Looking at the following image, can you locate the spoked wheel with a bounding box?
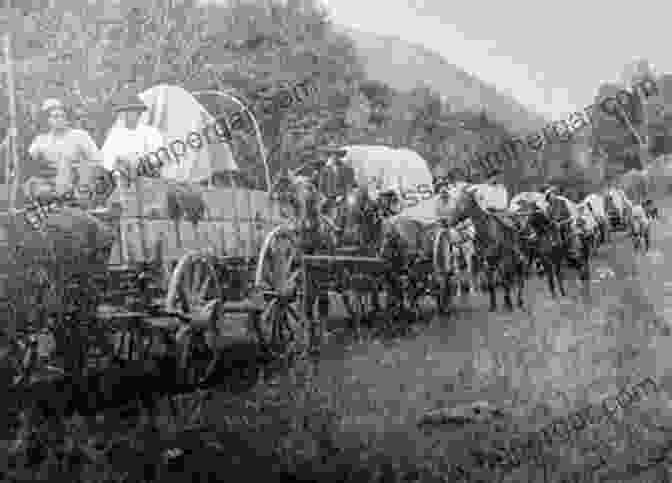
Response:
[165,252,222,388]
[254,227,310,360]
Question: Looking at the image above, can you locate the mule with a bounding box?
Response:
[439,184,526,312]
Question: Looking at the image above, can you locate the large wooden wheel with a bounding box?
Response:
[253,227,310,359]
[165,252,222,387]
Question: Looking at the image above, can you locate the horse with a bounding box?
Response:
[605,188,632,230]
[582,193,609,244]
[576,202,600,255]
[643,199,659,220]
[545,190,592,284]
[439,184,526,312]
[508,196,570,297]
[377,215,437,320]
[271,171,338,254]
[629,204,651,253]
[335,185,386,253]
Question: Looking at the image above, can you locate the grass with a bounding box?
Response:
[5,198,672,482]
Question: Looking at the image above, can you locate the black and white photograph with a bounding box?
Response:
[1,0,672,481]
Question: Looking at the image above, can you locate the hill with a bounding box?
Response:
[338,25,548,135]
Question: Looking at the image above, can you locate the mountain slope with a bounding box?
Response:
[338,25,548,135]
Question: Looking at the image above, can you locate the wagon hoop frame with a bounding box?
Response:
[191,90,271,196]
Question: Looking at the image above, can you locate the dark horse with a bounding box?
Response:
[521,204,569,298]
[643,199,659,220]
[440,184,526,312]
[545,192,591,287]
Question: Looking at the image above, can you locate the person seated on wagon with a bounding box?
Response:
[101,91,164,183]
[26,98,103,202]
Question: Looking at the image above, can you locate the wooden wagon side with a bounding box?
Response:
[108,178,284,265]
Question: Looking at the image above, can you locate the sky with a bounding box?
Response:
[320,0,668,121]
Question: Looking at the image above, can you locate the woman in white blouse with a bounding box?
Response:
[26,98,102,199]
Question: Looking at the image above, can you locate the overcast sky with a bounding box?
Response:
[320,0,666,120]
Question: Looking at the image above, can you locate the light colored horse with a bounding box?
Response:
[582,193,609,244]
[435,220,477,297]
[606,188,633,228]
[576,202,600,254]
[629,204,651,252]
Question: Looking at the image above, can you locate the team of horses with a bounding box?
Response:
[270,161,659,325]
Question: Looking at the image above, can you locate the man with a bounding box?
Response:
[26,98,102,199]
[101,92,164,182]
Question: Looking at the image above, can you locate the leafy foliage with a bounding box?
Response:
[0,2,667,196]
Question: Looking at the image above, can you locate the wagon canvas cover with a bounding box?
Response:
[340,145,433,201]
[138,84,239,182]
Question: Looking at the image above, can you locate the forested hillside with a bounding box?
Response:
[0,1,665,200]
[337,26,548,134]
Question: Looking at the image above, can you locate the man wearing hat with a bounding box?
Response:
[26,98,102,198]
[101,91,163,181]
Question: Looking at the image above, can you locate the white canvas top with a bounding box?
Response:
[137,84,238,182]
[340,145,433,198]
[473,183,509,211]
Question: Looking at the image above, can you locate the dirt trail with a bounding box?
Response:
[150,200,672,482]
[258,200,672,481]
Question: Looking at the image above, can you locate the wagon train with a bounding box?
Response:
[253,143,476,341]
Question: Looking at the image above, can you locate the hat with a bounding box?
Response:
[41,98,65,113]
[112,92,148,113]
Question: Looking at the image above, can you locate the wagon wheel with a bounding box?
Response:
[253,227,310,359]
[165,252,222,387]
[432,228,454,315]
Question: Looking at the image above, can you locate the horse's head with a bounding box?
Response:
[439,183,481,227]
[272,170,321,221]
[337,186,380,246]
[545,191,568,221]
